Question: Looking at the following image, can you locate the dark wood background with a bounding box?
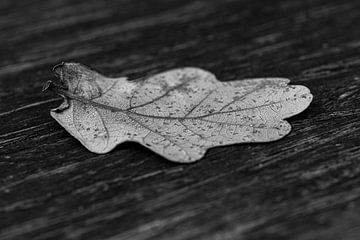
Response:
[1,0,360,239]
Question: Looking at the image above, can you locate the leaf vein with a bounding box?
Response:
[199,118,281,130]
[217,83,267,112]
[127,76,195,110]
[184,88,216,117]
[178,120,207,141]
[126,113,190,158]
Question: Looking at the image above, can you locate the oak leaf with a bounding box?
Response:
[44,63,313,163]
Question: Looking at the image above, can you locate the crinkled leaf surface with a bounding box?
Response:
[46,63,313,163]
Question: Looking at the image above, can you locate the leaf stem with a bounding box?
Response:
[43,80,78,99]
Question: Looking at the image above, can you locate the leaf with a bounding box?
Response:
[44,62,313,163]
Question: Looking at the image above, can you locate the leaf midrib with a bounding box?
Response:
[60,87,290,121]
[54,76,304,123]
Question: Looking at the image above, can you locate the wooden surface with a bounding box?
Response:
[1,0,360,239]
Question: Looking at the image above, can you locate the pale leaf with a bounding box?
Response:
[44,62,313,163]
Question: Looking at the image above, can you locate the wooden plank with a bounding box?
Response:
[1,0,360,239]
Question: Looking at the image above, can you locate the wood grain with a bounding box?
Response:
[1,0,360,239]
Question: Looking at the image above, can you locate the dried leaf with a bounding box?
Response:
[44,62,313,163]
